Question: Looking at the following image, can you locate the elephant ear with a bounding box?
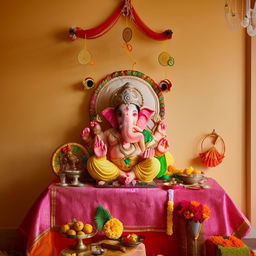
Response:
[137,107,155,129]
[101,107,118,128]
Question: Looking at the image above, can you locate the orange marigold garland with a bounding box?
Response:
[208,235,244,248]
[166,190,174,236]
[206,235,252,256]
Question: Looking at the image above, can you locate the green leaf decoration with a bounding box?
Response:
[72,146,80,153]
[156,154,167,178]
[94,205,112,231]
[143,129,154,143]
[124,158,131,165]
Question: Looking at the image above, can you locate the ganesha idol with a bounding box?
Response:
[82,82,174,185]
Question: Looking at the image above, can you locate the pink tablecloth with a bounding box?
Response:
[20,178,250,256]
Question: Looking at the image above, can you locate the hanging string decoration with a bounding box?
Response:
[158,51,175,67]
[78,39,92,65]
[69,0,173,41]
[122,15,136,68]
[199,130,225,168]
[123,27,133,43]
[224,0,256,36]
[157,39,175,70]
[122,26,133,52]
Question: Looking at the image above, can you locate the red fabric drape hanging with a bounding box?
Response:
[131,6,172,41]
[75,4,122,39]
[70,1,173,41]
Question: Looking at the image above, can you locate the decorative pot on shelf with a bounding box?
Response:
[188,220,202,240]
[177,219,205,256]
[174,200,210,256]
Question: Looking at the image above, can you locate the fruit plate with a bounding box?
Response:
[119,235,144,247]
[61,228,97,240]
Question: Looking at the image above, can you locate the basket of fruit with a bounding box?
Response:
[176,167,204,185]
[119,234,144,247]
[60,219,97,251]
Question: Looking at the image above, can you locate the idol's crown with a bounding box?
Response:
[110,83,143,107]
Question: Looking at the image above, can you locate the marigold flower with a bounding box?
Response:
[103,218,123,239]
[202,205,210,220]
[175,200,210,223]
[191,201,200,207]
[183,211,193,220]
[208,235,245,248]
[229,236,244,248]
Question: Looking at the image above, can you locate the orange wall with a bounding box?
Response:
[0,0,246,228]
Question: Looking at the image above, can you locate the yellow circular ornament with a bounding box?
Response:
[158,51,170,66]
[51,142,90,176]
[78,49,91,65]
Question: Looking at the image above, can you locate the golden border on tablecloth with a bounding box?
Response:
[27,228,51,255]
[232,219,251,238]
[27,187,57,255]
[26,227,165,256]
[124,226,166,232]
[50,187,57,228]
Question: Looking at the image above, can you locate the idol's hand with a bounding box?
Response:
[94,135,107,158]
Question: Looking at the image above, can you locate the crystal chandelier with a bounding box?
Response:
[224,0,256,36]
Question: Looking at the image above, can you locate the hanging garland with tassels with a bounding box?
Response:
[69,0,173,41]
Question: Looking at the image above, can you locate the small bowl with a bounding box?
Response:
[119,235,144,247]
[177,174,204,185]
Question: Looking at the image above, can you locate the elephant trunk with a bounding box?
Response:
[121,117,143,144]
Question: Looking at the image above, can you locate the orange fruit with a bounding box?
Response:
[67,229,76,236]
[83,224,93,234]
[184,167,193,175]
[77,231,85,236]
[60,224,70,233]
[73,221,84,231]
[192,170,201,174]
[67,222,74,228]
[167,166,174,173]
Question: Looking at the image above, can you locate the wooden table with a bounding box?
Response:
[60,241,146,256]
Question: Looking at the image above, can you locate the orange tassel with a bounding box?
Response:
[199,130,225,168]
